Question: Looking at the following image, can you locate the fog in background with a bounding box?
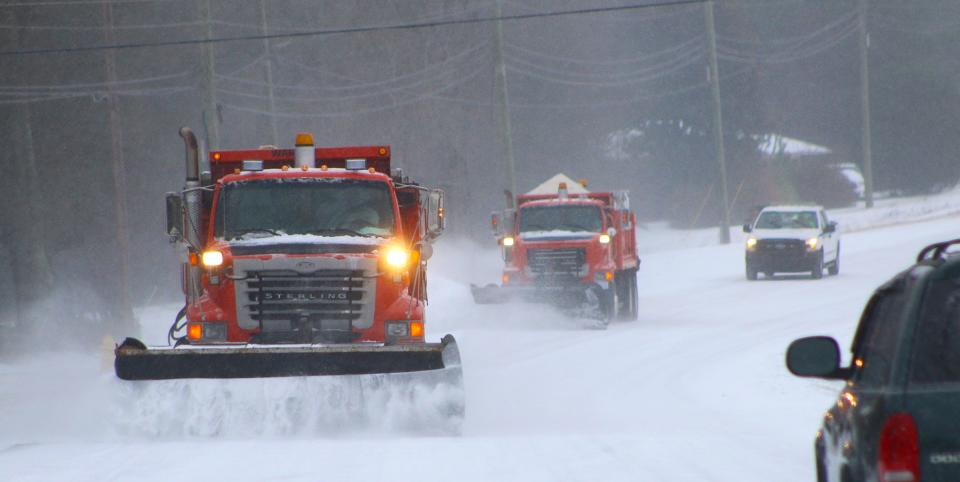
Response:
[1,0,958,345]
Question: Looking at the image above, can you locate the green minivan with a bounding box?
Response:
[787,239,960,482]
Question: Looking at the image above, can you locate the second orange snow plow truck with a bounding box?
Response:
[471,175,640,324]
[115,129,461,398]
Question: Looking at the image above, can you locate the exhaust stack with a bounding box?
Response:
[179,127,202,301]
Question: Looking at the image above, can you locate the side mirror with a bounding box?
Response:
[606,227,617,237]
[490,212,500,236]
[824,222,837,233]
[786,336,845,379]
[165,192,183,242]
[742,223,752,233]
[426,190,445,238]
[418,242,434,261]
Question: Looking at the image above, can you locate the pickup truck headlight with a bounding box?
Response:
[806,237,819,250]
[746,238,758,250]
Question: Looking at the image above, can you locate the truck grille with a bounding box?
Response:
[232,256,377,336]
[526,248,586,278]
[756,239,806,254]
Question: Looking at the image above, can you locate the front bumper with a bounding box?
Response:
[746,249,819,273]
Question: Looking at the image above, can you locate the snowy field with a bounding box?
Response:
[2,190,959,482]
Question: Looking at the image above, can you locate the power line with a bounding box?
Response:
[0,0,182,6]
[0,0,707,57]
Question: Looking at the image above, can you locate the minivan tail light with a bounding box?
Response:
[878,413,919,482]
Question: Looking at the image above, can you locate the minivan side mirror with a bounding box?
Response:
[742,223,752,233]
[786,336,846,379]
[165,192,183,243]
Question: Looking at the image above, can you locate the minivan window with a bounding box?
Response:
[910,277,960,385]
[852,292,908,387]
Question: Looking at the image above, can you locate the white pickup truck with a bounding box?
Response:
[742,205,840,280]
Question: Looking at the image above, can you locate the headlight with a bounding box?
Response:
[201,250,224,267]
[598,234,611,244]
[502,236,515,247]
[384,246,410,268]
[746,238,758,250]
[806,237,819,250]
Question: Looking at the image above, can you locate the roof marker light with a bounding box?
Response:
[294,132,315,168]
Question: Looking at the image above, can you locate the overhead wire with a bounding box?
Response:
[264,41,490,93]
[503,34,704,67]
[218,49,491,104]
[219,55,490,118]
[503,41,704,83]
[0,0,709,56]
[504,47,703,87]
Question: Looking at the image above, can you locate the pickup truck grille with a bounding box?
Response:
[756,239,806,254]
[526,248,586,278]
[232,256,377,336]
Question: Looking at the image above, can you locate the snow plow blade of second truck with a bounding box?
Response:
[115,334,462,381]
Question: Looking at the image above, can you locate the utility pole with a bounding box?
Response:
[201,0,220,150]
[494,0,518,200]
[859,0,874,208]
[705,1,731,244]
[260,0,279,146]
[7,9,53,335]
[101,2,136,336]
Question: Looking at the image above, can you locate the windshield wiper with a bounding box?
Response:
[231,228,281,239]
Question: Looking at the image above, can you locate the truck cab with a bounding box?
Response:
[743,205,840,280]
[172,135,445,346]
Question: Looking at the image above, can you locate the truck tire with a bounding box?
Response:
[746,263,758,281]
[811,251,824,279]
[600,284,617,325]
[828,245,840,276]
[617,270,639,321]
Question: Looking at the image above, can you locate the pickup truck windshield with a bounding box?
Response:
[518,205,602,233]
[214,178,396,240]
[755,211,819,229]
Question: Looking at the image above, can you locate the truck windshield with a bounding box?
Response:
[214,178,396,240]
[518,205,602,233]
[755,211,818,229]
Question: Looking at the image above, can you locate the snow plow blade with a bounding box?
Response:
[115,334,462,381]
[469,283,515,304]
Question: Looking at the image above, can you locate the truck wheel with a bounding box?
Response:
[828,246,840,276]
[746,263,758,281]
[811,251,824,279]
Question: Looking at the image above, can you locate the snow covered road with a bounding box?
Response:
[1,210,958,481]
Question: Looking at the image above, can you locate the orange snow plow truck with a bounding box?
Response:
[471,175,640,325]
[115,128,461,395]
